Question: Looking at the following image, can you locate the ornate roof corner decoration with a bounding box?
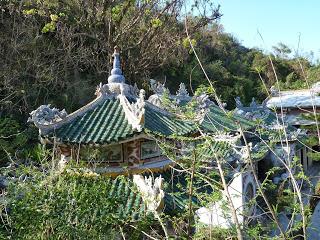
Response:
[193,93,215,122]
[118,89,145,132]
[28,104,67,125]
[234,97,272,122]
[196,93,214,110]
[193,93,223,125]
[28,105,68,134]
[213,131,241,145]
[133,175,164,213]
[233,142,252,163]
[95,82,111,97]
[147,94,162,108]
[266,122,287,130]
[176,82,190,99]
[131,89,146,126]
[249,97,258,108]
[148,79,170,108]
[235,96,243,108]
[149,79,167,95]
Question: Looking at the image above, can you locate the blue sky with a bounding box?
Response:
[214,1,320,61]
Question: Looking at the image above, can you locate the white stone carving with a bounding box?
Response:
[149,79,168,94]
[196,93,214,109]
[234,143,252,162]
[95,82,111,96]
[210,132,253,162]
[133,175,164,213]
[108,46,126,84]
[95,47,139,98]
[29,96,105,135]
[235,96,243,108]
[235,97,272,121]
[118,90,145,131]
[249,97,258,108]
[28,105,67,126]
[212,132,241,145]
[95,82,139,98]
[176,83,189,98]
[148,94,162,108]
[131,89,145,123]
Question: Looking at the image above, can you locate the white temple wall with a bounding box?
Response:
[196,169,256,228]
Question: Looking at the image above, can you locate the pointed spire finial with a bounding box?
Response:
[108,46,125,83]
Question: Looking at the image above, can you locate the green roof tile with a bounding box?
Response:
[201,105,254,133]
[52,98,135,144]
[45,97,254,144]
[144,105,196,136]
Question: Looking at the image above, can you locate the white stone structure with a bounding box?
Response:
[133,175,164,213]
[196,169,256,228]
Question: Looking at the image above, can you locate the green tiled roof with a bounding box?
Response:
[201,105,254,133]
[51,98,135,144]
[66,171,147,220]
[106,176,146,220]
[198,140,234,159]
[47,98,197,144]
[144,104,196,136]
[45,97,254,144]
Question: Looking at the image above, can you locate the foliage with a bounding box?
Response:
[2,0,319,116]
[0,0,220,114]
[0,0,319,239]
[1,166,156,239]
[0,117,37,166]
[193,224,237,240]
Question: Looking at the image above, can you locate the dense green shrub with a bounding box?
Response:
[1,167,155,239]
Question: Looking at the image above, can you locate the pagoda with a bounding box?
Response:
[29,47,263,226]
[28,47,198,176]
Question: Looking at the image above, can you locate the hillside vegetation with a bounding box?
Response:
[1,0,320,165]
[0,1,320,238]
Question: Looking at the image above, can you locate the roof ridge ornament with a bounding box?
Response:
[131,89,146,126]
[176,82,189,99]
[28,104,68,126]
[249,97,258,108]
[108,46,125,84]
[149,79,168,94]
[118,89,145,132]
[235,96,243,108]
[133,175,164,213]
[234,96,272,122]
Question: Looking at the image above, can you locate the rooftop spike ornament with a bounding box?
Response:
[108,46,125,84]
